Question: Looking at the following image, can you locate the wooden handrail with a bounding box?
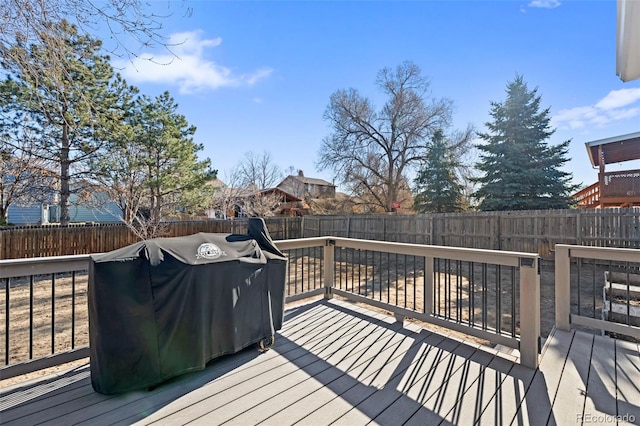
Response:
[1,237,542,376]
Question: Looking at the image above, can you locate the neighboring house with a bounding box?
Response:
[7,192,122,225]
[6,203,49,225]
[206,180,304,218]
[277,170,336,200]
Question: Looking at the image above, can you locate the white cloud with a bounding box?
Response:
[528,0,561,9]
[594,88,640,109]
[552,88,640,130]
[114,30,273,94]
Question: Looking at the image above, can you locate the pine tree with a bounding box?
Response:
[135,92,215,237]
[413,130,464,213]
[473,76,576,211]
[3,21,121,224]
[92,88,216,238]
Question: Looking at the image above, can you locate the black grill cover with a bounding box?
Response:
[88,219,287,394]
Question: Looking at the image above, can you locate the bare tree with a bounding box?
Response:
[236,151,283,190]
[207,170,249,219]
[242,191,284,217]
[0,131,55,224]
[319,61,471,213]
[209,167,286,218]
[0,78,57,224]
[0,0,177,83]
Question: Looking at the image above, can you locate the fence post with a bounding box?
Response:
[519,256,540,369]
[323,239,335,299]
[429,217,435,245]
[555,245,571,331]
[576,211,582,246]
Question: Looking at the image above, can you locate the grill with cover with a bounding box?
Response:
[88,219,287,394]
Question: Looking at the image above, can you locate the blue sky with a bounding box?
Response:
[112,0,640,191]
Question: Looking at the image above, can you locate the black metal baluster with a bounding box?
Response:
[301,247,306,294]
[30,275,34,360]
[496,265,502,334]
[4,278,9,365]
[357,249,362,295]
[436,258,441,316]
[456,260,462,322]
[386,252,390,304]
[626,262,631,325]
[395,253,399,306]
[482,263,488,330]
[51,274,56,354]
[592,258,597,320]
[470,262,475,327]
[72,271,76,349]
[365,250,370,298]
[511,266,516,338]
[577,258,582,317]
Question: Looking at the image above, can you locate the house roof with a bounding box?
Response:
[208,178,227,189]
[288,175,335,187]
[585,131,640,167]
[259,188,301,202]
[212,186,301,202]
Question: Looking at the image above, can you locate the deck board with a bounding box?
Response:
[582,334,617,421]
[1,299,639,426]
[616,339,640,423]
[508,328,573,426]
[549,331,593,426]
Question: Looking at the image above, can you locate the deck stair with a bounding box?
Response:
[602,271,640,328]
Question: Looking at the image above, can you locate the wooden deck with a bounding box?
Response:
[1,299,639,425]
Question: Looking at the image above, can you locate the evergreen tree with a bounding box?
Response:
[134,92,215,237]
[413,130,464,213]
[2,21,122,224]
[92,88,217,239]
[89,79,146,225]
[473,76,576,211]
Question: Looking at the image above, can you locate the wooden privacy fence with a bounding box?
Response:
[301,208,640,256]
[0,218,302,259]
[1,208,638,259]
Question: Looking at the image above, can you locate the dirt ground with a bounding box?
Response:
[1,256,635,388]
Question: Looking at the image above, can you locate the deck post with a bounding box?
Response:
[424,256,434,315]
[555,245,571,331]
[323,239,335,299]
[519,256,540,369]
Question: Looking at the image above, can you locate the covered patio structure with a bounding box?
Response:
[573,131,640,208]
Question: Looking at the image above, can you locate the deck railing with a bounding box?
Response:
[1,236,541,382]
[602,169,640,199]
[574,169,640,208]
[555,244,640,339]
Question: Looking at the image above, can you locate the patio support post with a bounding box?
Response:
[519,257,540,369]
[555,245,571,331]
[324,239,335,299]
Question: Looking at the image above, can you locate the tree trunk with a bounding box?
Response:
[59,123,70,226]
[0,188,6,223]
